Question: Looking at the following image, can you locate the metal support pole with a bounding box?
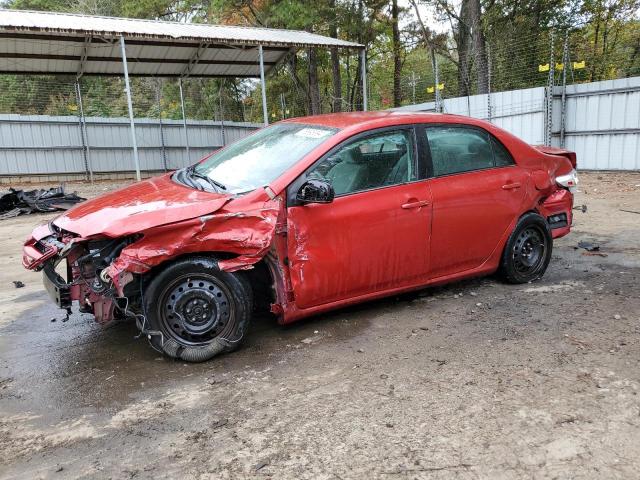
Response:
[360,49,368,111]
[259,45,269,125]
[280,92,286,119]
[119,35,141,181]
[560,33,569,148]
[487,44,493,122]
[156,81,168,171]
[74,80,93,182]
[545,31,556,147]
[411,71,416,105]
[178,78,190,164]
[433,50,441,113]
[219,80,226,146]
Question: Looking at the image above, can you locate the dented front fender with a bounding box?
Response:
[105,198,282,279]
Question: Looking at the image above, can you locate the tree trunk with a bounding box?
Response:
[353,0,364,110]
[329,0,342,112]
[455,0,472,97]
[308,48,321,114]
[392,0,402,107]
[468,0,489,94]
[351,56,362,111]
[287,55,308,116]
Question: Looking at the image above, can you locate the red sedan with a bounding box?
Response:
[23,112,577,362]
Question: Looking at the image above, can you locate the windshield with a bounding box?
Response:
[192,123,338,194]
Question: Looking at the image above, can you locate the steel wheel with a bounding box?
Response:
[157,273,236,347]
[500,212,553,284]
[511,226,547,275]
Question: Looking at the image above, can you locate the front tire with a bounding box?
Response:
[499,212,552,284]
[143,256,252,362]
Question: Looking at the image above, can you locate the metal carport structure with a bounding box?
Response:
[0,9,365,180]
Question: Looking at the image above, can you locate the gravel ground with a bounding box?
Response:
[0,172,639,479]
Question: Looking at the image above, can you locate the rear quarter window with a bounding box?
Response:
[490,136,515,167]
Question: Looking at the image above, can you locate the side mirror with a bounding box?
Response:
[296,178,335,205]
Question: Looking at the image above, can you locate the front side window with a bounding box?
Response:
[307,130,416,196]
[191,123,337,194]
[425,126,513,177]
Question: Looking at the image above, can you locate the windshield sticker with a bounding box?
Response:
[295,128,331,139]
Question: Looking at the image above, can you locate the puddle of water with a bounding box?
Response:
[0,296,373,415]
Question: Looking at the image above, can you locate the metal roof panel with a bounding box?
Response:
[0,10,362,49]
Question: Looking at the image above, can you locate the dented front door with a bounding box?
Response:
[287,183,432,308]
[285,127,431,309]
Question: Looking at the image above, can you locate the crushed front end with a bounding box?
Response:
[23,222,139,324]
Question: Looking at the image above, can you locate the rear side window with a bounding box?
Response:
[490,136,515,167]
[425,126,513,177]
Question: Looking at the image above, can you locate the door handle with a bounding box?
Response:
[502,182,521,190]
[401,200,430,209]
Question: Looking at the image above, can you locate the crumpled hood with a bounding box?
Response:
[54,174,232,238]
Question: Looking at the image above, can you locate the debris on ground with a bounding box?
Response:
[12,281,24,288]
[565,334,591,350]
[582,251,608,257]
[576,240,600,252]
[620,209,640,215]
[211,418,229,429]
[301,334,323,344]
[575,240,608,257]
[0,185,85,220]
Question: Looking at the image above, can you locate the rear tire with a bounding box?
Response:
[499,212,552,284]
[143,256,252,362]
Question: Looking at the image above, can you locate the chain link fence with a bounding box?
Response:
[0,24,636,119]
[0,20,638,181]
[366,25,638,114]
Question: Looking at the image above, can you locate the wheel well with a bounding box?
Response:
[522,209,542,219]
[139,252,277,314]
[244,258,277,313]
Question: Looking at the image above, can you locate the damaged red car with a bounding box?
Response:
[23,112,578,362]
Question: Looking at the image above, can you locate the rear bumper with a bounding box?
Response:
[539,189,573,239]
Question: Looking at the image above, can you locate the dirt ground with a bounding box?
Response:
[0,172,639,479]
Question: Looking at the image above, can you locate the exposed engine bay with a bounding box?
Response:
[27,225,140,326]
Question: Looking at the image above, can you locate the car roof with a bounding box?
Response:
[281,111,472,130]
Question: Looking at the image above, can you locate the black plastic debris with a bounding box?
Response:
[12,281,25,288]
[577,240,600,252]
[0,185,85,220]
[573,204,588,213]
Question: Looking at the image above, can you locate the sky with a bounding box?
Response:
[398,0,452,33]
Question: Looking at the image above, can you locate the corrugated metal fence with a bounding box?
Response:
[397,76,640,171]
[1,76,639,179]
[0,115,260,181]
[552,78,640,170]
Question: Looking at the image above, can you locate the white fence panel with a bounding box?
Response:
[396,77,640,170]
[2,76,640,177]
[0,114,260,177]
[551,77,640,170]
[394,87,546,145]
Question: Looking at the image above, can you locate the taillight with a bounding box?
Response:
[556,169,578,193]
